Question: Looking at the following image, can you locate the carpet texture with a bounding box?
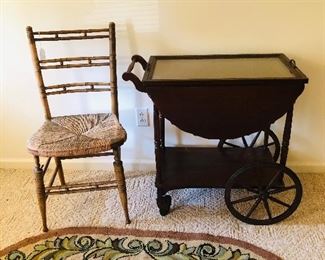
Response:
[0,168,324,259]
[0,227,280,259]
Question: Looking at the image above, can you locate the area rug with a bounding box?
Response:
[0,227,280,259]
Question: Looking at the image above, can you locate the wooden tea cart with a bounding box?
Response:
[123,54,308,225]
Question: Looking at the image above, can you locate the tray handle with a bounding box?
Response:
[122,55,147,92]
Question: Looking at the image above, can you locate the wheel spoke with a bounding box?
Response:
[268,196,291,208]
[246,197,262,218]
[246,188,259,194]
[242,136,249,148]
[265,141,275,147]
[266,168,283,190]
[223,142,241,148]
[263,199,273,219]
[249,131,261,147]
[269,185,296,195]
[231,194,259,204]
[218,139,225,148]
[256,142,275,149]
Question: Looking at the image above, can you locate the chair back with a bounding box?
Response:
[26,23,119,120]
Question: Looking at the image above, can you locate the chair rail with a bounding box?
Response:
[40,56,110,69]
[45,82,111,95]
[33,28,110,41]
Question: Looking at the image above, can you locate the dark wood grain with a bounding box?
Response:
[123,53,308,220]
[158,147,274,190]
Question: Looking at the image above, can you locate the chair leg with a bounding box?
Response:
[55,157,66,185]
[33,156,48,232]
[113,149,130,224]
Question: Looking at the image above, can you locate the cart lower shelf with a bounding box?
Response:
[158,146,276,190]
[157,147,302,225]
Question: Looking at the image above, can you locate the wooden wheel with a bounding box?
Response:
[218,130,280,162]
[225,163,302,225]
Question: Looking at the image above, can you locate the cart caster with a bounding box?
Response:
[225,163,302,225]
[157,194,171,216]
[219,130,280,162]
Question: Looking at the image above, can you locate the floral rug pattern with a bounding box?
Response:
[3,235,256,260]
[0,227,280,260]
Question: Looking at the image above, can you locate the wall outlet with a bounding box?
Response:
[136,108,149,127]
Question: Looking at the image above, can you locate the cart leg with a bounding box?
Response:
[154,106,171,216]
[159,111,165,150]
[154,105,166,213]
[157,188,171,216]
[280,107,293,167]
[153,105,162,184]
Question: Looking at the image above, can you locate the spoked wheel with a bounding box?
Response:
[225,163,302,225]
[218,130,280,162]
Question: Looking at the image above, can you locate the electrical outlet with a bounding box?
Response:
[136,108,149,127]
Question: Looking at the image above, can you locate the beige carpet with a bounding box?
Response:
[0,168,324,259]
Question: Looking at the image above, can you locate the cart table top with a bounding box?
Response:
[143,54,308,86]
[124,53,308,138]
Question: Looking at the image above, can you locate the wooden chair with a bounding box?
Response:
[26,23,130,232]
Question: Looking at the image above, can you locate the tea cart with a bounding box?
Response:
[123,54,308,224]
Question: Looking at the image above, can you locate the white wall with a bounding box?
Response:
[1,0,324,172]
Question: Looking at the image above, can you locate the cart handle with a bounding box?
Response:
[122,55,147,92]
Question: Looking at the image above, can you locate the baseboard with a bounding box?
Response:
[0,158,324,173]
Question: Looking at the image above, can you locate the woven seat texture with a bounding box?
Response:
[27,113,126,157]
